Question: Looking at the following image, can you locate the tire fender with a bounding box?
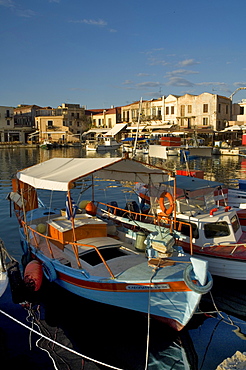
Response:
[183,263,213,295]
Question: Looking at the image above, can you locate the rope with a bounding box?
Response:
[0,309,124,370]
[144,267,158,370]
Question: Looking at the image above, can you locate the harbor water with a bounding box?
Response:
[0,146,246,369]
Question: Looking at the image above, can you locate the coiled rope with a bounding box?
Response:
[0,309,123,370]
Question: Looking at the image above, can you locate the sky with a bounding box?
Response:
[1,0,246,109]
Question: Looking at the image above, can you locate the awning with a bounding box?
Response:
[166,175,223,191]
[146,124,173,130]
[126,125,147,130]
[104,123,127,136]
[28,131,39,138]
[17,157,171,192]
[83,128,109,135]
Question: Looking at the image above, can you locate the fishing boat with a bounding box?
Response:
[136,175,246,280]
[8,157,212,331]
[86,137,121,151]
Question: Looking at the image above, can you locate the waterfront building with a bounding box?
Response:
[14,104,43,143]
[35,103,90,144]
[0,106,15,142]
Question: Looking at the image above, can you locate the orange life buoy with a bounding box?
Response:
[159,191,174,216]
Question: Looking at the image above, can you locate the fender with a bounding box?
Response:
[183,264,213,295]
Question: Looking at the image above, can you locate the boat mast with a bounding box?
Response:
[132,97,143,158]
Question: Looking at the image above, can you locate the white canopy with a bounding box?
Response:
[17,157,171,191]
[104,123,127,136]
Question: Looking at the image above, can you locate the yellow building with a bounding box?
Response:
[35,103,91,143]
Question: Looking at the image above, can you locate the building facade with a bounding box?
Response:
[0,106,15,142]
[35,103,91,143]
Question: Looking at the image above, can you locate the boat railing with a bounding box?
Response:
[203,241,246,254]
[97,201,194,254]
[25,223,116,278]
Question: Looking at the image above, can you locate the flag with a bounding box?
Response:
[65,196,77,220]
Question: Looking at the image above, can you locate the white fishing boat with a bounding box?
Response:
[8,157,212,331]
[136,175,246,280]
[86,137,121,151]
[97,136,122,151]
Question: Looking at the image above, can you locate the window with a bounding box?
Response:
[171,106,174,114]
[166,106,169,115]
[240,106,244,115]
[7,120,10,125]
[188,105,192,114]
[108,118,112,128]
[176,219,199,239]
[204,221,230,238]
[77,113,79,118]
[226,105,229,114]
[231,215,240,233]
[218,104,221,113]
[203,117,208,125]
[203,104,208,113]
[47,120,53,128]
[180,105,185,116]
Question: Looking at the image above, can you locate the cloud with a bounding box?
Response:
[0,0,14,7]
[0,0,35,17]
[137,73,151,77]
[178,59,200,67]
[166,69,199,77]
[233,82,246,87]
[148,57,169,66]
[122,80,134,85]
[136,82,161,89]
[165,77,194,87]
[69,19,107,26]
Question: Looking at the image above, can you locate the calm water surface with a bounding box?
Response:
[0,147,246,370]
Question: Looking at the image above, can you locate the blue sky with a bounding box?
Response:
[1,0,246,109]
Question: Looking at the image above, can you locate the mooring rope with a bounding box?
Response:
[0,309,124,370]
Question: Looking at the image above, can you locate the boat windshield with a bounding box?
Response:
[204,221,230,238]
[231,214,240,233]
[176,219,199,239]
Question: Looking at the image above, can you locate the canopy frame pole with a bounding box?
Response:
[67,188,82,269]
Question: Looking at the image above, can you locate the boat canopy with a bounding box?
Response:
[166,175,223,192]
[17,157,171,192]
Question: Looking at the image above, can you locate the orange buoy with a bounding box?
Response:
[85,201,97,216]
[159,191,174,216]
[24,260,43,291]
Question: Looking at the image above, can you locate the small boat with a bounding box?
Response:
[86,137,121,151]
[40,139,53,150]
[9,157,212,331]
[85,139,98,151]
[136,175,246,280]
[97,136,122,151]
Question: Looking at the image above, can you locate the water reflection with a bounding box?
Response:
[1,147,246,369]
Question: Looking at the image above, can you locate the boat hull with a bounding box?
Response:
[21,236,204,331]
